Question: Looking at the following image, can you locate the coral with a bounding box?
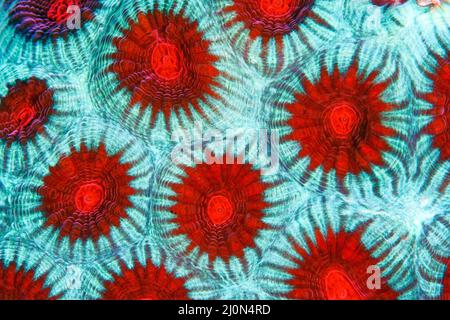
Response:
[165,161,270,262]
[0,262,53,300]
[216,0,341,74]
[102,259,189,300]
[267,42,411,193]
[283,62,398,181]
[108,10,220,130]
[0,77,54,145]
[257,195,411,299]
[283,229,399,300]
[0,62,88,175]
[89,0,241,143]
[9,0,99,41]
[11,118,154,262]
[38,143,136,242]
[0,0,114,70]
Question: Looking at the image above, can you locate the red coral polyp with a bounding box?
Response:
[38,144,136,242]
[285,229,399,300]
[0,263,53,300]
[74,182,104,213]
[0,77,54,145]
[168,162,270,262]
[9,0,100,41]
[108,10,221,128]
[47,0,79,25]
[285,64,397,180]
[323,101,363,139]
[422,56,450,161]
[223,0,315,40]
[102,260,189,300]
[206,194,235,225]
[260,0,295,17]
[151,42,185,81]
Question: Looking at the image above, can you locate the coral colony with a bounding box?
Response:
[0,0,448,301]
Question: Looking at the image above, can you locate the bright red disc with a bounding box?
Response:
[151,42,184,81]
[323,268,362,300]
[47,0,80,24]
[326,102,360,138]
[0,77,54,145]
[74,182,105,214]
[206,194,234,225]
[260,0,293,17]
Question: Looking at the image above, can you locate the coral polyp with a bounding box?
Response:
[12,118,154,262]
[89,0,240,142]
[0,77,54,145]
[38,143,136,242]
[223,0,315,39]
[108,10,220,130]
[284,229,398,300]
[0,262,54,300]
[102,259,189,300]
[151,140,294,275]
[166,162,270,262]
[283,63,398,181]
[0,0,114,70]
[267,43,410,193]
[0,62,88,175]
[217,0,340,74]
[257,195,416,299]
[9,0,99,41]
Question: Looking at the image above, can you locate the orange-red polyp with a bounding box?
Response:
[260,0,293,17]
[323,268,362,300]
[74,182,105,213]
[206,195,234,225]
[151,42,185,81]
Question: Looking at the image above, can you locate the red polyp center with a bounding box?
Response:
[326,102,360,138]
[74,182,105,213]
[13,106,36,129]
[151,42,184,81]
[47,0,79,24]
[323,268,362,300]
[260,0,293,17]
[206,195,234,225]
